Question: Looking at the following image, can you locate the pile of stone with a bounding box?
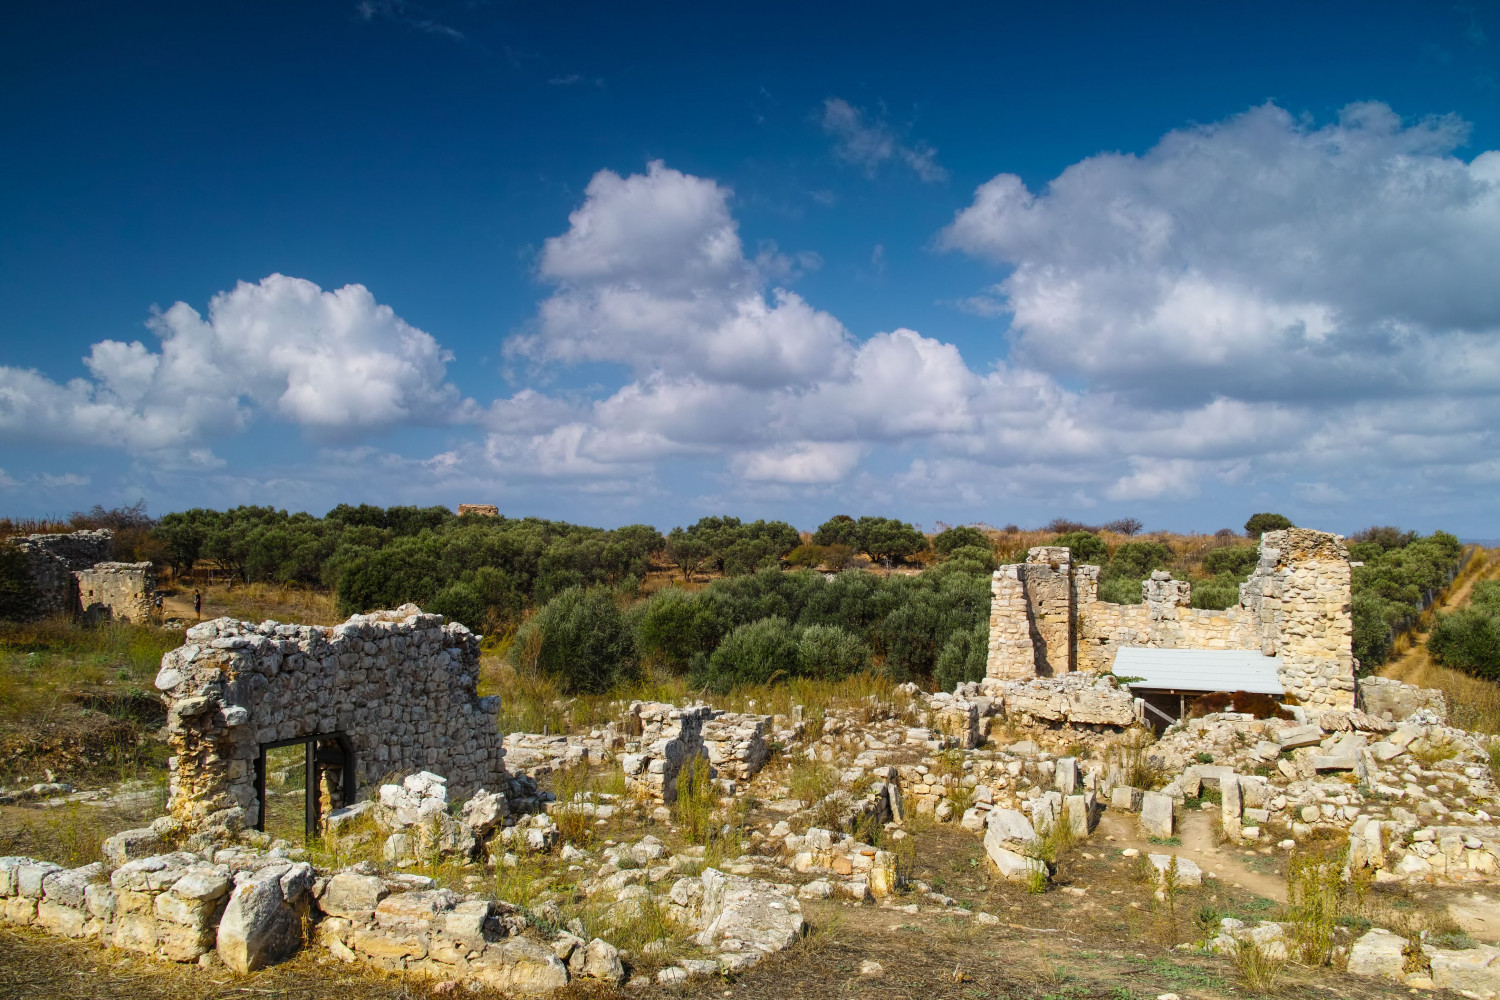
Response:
[782,826,898,898]
[374,772,478,863]
[969,674,1139,728]
[502,732,619,775]
[1348,924,1500,994]
[313,871,623,991]
[665,867,804,972]
[1359,675,1448,724]
[701,711,771,783]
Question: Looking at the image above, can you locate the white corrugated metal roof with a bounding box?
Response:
[1112,647,1283,695]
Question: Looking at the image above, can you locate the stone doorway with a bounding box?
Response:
[253,732,355,840]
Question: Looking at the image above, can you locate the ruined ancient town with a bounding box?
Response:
[5,517,1500,1000]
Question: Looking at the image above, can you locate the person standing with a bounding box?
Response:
[193,590,202,620]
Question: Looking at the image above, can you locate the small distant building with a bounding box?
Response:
[76,561,156,624]
[456,504,499,517]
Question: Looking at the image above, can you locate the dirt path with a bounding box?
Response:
[1381,547,1496,684]
[1098,809,1287,904]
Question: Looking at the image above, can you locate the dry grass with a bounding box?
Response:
[188,581,343,626]
[0,617,177,786]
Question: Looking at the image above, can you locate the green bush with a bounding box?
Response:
[934,621,988,691]
[935,544,997,575]
[634,587,729,673]
[812,515,929,565]
[797,624,869,680]
[1244,512,1294,536]
[511,587,638,694]
[1190,575,1242,610]
[1104,540,1172,581]
[1052,531,1108,565]
[933,525,989,555]
[1097,576,1143,604]
[1427,581,1500,679]
[703,616,802,690]
[1203,545,1259,577]
[1350,530,1464,668]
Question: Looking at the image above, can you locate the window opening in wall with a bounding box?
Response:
[254,732,355,841]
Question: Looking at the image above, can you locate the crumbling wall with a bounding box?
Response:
[988,528,1356,711]
[155,604,507,828]
[76,561,156,623]
[10,529,114,617]
[621,703,769,801]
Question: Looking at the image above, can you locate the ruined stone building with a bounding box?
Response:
[11,528,155,622]
[155,605,507,833]
[986,528,1355,714]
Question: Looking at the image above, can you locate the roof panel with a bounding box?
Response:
[1111,647,1284,695]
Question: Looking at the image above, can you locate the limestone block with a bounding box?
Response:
[216,865,309,973]
[580,938,625,983]
[1111,786,1141,812]
[1139,792,1173,839]
[693,868,804,955]
[988,846,1045,881]
[1055,757,1079,796]
[1348,928,1409,980]
[1431,944,1500,995]
[1064,794,1092,836]
[317,872,388,919]
[1147,854,1203,887]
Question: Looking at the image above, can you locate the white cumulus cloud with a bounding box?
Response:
[0,274,466,458]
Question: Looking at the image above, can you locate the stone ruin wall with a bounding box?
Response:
[987,528,1355,710]
[10,528,116,617]
[620,702,770,802]
[76,561,156,623]
[155,604,507,828]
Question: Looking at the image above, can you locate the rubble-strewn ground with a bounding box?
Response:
[7,597,1500,998]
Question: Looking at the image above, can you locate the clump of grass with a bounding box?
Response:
[673,754,717,845]
[1109,728,1165,790]
[1410,736,1461,767]
[494,849,550,908]
[788,757,839,808]
[1286,847,1361,967]
[1230,936,1287,991]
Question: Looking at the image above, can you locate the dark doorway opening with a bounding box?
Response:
[254,732,355,840]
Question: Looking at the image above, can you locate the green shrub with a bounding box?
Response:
[1190,575,1242,610]
[1103,540,1172,581]
[511,586,638,694]
[1052,531,1108,565]
[1202,545,1258,577]
[634,587,728,672]
[1244,512,1294,536]
[1097,576,1143,605]
[704,616,801,690]
[933,525,989,555]
[934,621,988,691]
[1428,583,1500,679]
[796,624,869,680]
[935,544,996,574]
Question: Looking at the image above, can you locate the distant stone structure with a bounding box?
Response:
[155,604,507,829]
[986,528,1355,709]
[457,504,500,517]
[9,529,155,622]
[77,562,155,623]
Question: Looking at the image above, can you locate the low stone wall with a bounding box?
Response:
[156,605,507,828]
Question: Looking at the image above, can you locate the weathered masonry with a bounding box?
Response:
[155,604,508,830]
[11,528,156,622]
[986,528,1355,709]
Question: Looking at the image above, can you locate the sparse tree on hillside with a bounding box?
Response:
[1102,517,1143,536]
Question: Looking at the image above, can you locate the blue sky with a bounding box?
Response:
[2,1,1498,536]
